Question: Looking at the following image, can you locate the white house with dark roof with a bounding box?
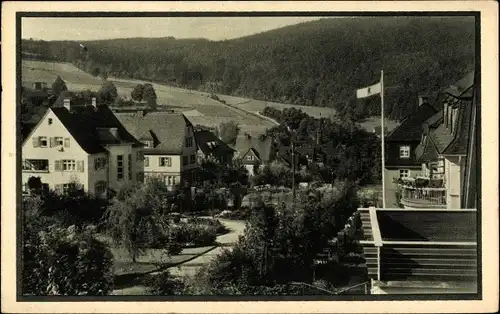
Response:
[115,110,199,187]
[22,98,144,197]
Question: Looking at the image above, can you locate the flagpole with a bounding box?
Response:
[381,70,386,209]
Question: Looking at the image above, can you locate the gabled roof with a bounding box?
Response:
[233,134,273,163]
[49,104,143,154]
[442,71,475,98]
[442,96,475,155]
[115,111,193,155]
[195,130,235,156]
[386,103,438,142]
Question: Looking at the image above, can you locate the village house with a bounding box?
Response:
[383,97,438,206]
[21,97,144,197]
[233,133,275,176]
[115,110,199,187]
[395,71,476,209]
[194,129,235,165]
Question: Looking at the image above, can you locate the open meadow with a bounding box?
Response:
[21,60,398,137]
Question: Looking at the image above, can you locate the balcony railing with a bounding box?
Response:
[393,177,447,208]
[398,185,447,208]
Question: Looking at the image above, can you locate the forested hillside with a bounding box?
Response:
[22,16,475,120]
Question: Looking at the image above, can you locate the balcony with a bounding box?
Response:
[394,177,447,209]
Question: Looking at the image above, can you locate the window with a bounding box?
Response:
[246,155,255,161]
[399,169,410,178]
[55,137,64,146]
[172,176,177,185]
[159,157,172,167]
[399,145,410,158]
[63,160,76,171]
[144,156,150,167]
[63,183,76,195]
[22,159,49,171]
[185,137,193,147]
[95,181,107,195]
[128,154,132,180]
[190,154,195,164]
[117,155,124,180]
[94,157,107,170]
[136,151,142,161]
[167,176,172,186]
[39,136,48,148]
[183,156,188,166]
[143,140,153,148]
[48,118,53,125]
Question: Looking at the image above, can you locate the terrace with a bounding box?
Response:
[394,177,447,209]
[358,207,477,294]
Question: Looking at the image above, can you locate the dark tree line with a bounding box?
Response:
[21,16,475,120]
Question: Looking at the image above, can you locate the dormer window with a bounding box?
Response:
[247,155,255,161]
[143,140,154,148]
[399,145,410,158]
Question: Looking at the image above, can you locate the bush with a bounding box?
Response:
[143,270,185,295]
[22,222,114,295]
[168,222,218,247]
[186,217,230,235]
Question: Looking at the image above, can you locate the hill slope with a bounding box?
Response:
[21,16,475,120]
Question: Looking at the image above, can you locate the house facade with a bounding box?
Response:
[394,71,476,209]
[383,99,438,207]
[22,98,144,197]
[194,129,235,165]
[233,134,275,176]
[115,110,199,187]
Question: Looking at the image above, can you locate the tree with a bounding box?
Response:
[22,201,114,295]
[219,121,240,145]
[100,70,108,81]
[98,81,118,104]
[103,179,181,262]
[51,76,67,97]
[27,176,43,193]
[91,67,100,77]
[131,84,144,101]
[142,83,157,109]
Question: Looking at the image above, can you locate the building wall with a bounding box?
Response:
[106,144,138,191]
[22,109,89,191]
[144,154,182,186]
[181,125,199,173]
[384,167,423,208]
[87,152,109,196]
[444,156,464,209]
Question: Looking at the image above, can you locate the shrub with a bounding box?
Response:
[143,270,185,295]
[168,222,218,247]
[22,222,114,295]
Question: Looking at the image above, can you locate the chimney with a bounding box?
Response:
[63,98,71,111]
[91,97,97,108]
[418,95,429,106]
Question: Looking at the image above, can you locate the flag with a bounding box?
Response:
[356,81,382,99]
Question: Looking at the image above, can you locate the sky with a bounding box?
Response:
[22,17,323,41]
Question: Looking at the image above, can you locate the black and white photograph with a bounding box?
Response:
[1,1,498,313]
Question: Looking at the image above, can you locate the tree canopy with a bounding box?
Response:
[98,81,118,104]
[22,17,475,120]
[51,76,68,97]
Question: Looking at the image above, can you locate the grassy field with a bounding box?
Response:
[21,60,398,136]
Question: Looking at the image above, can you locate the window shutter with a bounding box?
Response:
[158,157,162,166]
[94,158,98,171]
[33,137,40,148]
[55,184,62,194]
[49,137,56,148]
[167,157,172,167]
[64,138,70,148]
[77,160,84,172]
[54,160,62,171]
